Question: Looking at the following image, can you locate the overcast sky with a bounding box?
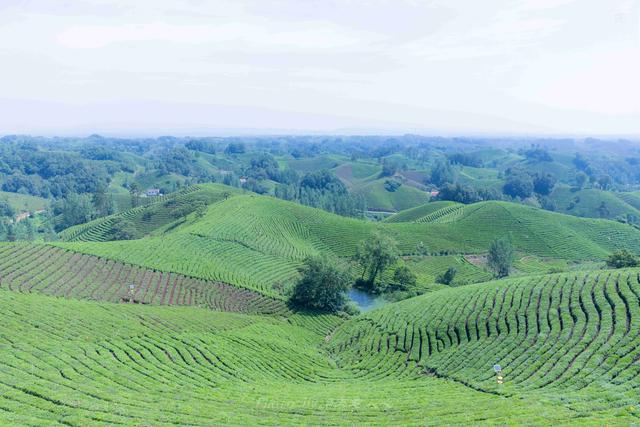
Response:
[0,0,638,136]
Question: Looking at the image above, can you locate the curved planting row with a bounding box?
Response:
[384,201,460,223]
[328,269,640,415]
[0,243,285,315]
[59,185,228,243]
[416,204,464,224]
[0,289,623,426]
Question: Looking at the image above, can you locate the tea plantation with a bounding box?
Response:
[0,287,633,426]
[56,186,640,295]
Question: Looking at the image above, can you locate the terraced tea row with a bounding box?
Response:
[60,184,237,242]
[59,194,640,295]
[384,201,460,223]
[0,289,627,426]
[328,269,640,415]
[0,243,284,314]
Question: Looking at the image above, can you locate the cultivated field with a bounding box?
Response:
[0,287,630,426]
[329,268,640,416]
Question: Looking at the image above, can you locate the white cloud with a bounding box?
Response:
[0,0,637,135]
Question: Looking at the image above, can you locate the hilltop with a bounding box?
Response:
[54,184,640,297]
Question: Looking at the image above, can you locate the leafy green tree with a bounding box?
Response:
[56,193,96,231]
[606,250,638,269]
[437,267,457,285]
[354,233,399,290]
[92,184,115,217]
[129,182,140,208]
[289,255,352,312]
[430,160,455,187]
[575,171,588,189]
[487,237,515,278]
[0,199,14,217]
[533,173,556,196]
[597,174,613,190]
[392,265,416,290]
[503,174,533,199]
[109,218,141,241]
[438,183,480,204]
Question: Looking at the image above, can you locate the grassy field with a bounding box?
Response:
[56,186,640,297]
[329,268,640,419]
[0,190,48,213]
[0,285,631,426]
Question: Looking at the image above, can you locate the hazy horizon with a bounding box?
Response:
[1,0,638,136]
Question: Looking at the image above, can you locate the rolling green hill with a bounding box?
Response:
[328,268,640,417]
[56,187,640,297]
[60,184,241,242]
[352,179,430,212]
[0,286,631,426]
[549,185,640,221]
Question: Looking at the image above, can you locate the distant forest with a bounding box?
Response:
[2,134,640,242]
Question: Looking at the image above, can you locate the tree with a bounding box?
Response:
[224,142,246,155]
[289,255,352,312]
[533,173,556,196]
[487,237,515,278]
[0,199,14,217]
[606,250,638,269]
[523,147,552,162]
[597,201,610,218]
[129,182,140,208]
[384,179,401,192]
[437,183,479,204]
[109,218,141,241]
[575,171,588,189]
[503,173,533,199]
[354,233,399,290]
[56,193,95,231]
[430,160,455,187]
[437,267,457,285]
[392,265,416,290]
[597,174,613,190]
[92,184,115,217]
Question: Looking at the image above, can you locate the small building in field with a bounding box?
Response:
[239,177,248,186]
[145,188,161,197]
[430,190,440,197]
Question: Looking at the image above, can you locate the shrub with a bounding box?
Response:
[392,265,417,290]
[606,250,638,269]
[437,267,457,285]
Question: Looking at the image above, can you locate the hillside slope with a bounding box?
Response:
[329,268,640,415]
[384,201,461,223]
[0,243,284,314]
[0,288,630,426]
[57,191,640,296]
[60,184,241,242]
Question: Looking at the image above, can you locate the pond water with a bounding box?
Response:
[347,288,388,312]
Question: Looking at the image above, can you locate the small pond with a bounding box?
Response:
[347,288,389,312]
